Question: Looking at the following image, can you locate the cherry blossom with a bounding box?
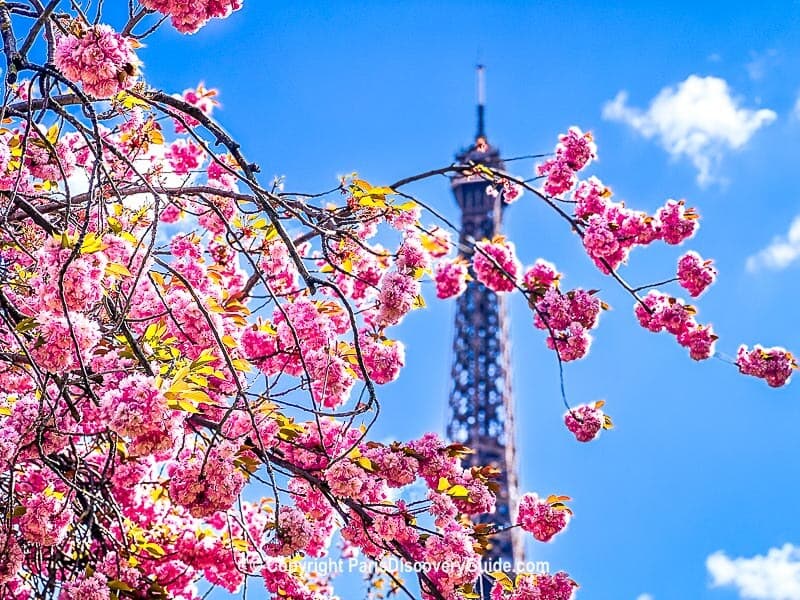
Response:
[677,250,717,297]
[517,493,572,542]
[473,238,521,293]
[54,25,139,98]
[564,401,611,442]
[737,345,796,388]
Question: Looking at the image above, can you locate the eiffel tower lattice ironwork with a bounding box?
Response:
[446,66,523,577]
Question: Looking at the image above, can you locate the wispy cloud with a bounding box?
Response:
[746,216,800,272]
[707,544,800,599]
[603,75,776,186]
[636,594,654,600]
[746,49,780,81]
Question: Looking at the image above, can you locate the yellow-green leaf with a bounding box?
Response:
[141,542,166,559]
[445,484,470,499]
[167,398,200,414]
[105,262,132,278]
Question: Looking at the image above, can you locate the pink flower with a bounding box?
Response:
[582,214,622,267]
[492,571,578,600]
[556,127,596,171]
[523,259,560,294]
[168,442,246,517]
[19,489,73,546]
[678,324,717,361]
[307,349,356,408]
[634,290,671,333]
[737,345,796,388]
[677,251,717,297]
[101,374,180,456]
[378,271,420,327]
[363,445,419,487]
[564,401,609,442]
[473,238,521,293]
[31,311,100,372]
[573,177,609,219]
[534,288,573,331]
[567,289,602,329]
[173,83,218,132]
[537,157,577,197]
[517,493,571,542]
[501,179,524,204]
[266,506,314,557]
[166,138,205,175]
[54,25,139,98]
[140,0,244,34]
[434,259,469,299]
[60,573,110,600]
[359,332,405,384]
[395,236,431,275]
[657,199,699,245]
[634,290,695,336]
[546,322,592,362]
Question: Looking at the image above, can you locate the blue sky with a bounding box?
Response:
[135,2,800,599]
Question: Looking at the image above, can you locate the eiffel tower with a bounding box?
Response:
[446,66,523,582]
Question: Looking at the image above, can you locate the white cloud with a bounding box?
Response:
[746,216,800,272]
[636,594,654,600]
[603,75,776,186]
[793,95,800,121]
[707,544,800,599]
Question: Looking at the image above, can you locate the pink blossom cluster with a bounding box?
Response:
[140,0,244,33]
[259,238,301,295]
[517,493,571,542]
[634,290,717,360]
[377,270,420,327]
[54,25,139,98]
[564,401,608,443]
[307,348,356,408]
[31,237,107,312]
[491,572,578,600]
[166,138,205,175]
[168,442,246,517]
[0,537,23,585]
[473,238,521,293]
[501,179,524,203]
[583,200,698,275]
[434,259,469,299]
[534,288,601,362]
[523,259,560,293]
[173,83,218,132]
[59,573,110,600]
[677,251,717,297]
[737,345,796,388]
[525,261,602,362]
[395,235,431,275]
[536,127,596,197]
[19,127,77,183]
[101,374,182,457]
[18,488,74,546]
[30,310,101,372]
[359,332,406,384]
